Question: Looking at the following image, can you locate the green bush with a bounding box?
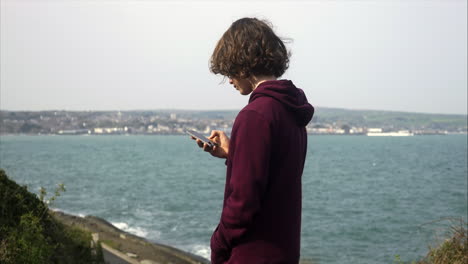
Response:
[0,169,104,264]
[1,212,53,264]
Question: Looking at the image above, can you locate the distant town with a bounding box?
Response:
[0,108,466,136]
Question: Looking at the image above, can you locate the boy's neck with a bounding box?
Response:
[252,75,277,90]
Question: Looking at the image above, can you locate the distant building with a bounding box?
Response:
[157,124,170,132]
[334,129,345,134]
[367,128,383,133]
[367,129,414,137]
[58,129,90,135]
[93,127,125,134]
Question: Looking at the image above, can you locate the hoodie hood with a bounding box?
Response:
[249,80,314,126]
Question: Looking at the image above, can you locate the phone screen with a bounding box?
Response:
[185,130,217,147]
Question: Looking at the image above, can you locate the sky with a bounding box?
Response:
[1,0,467,114]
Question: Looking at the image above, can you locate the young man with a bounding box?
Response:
[193,17,314,264]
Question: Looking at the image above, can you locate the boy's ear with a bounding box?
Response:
[239,71,249,79]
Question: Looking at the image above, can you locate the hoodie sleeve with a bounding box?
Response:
[211,110,271,262]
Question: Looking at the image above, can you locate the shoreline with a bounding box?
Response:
[51,210,209,264]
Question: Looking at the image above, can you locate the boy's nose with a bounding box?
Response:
[229,79,233,84]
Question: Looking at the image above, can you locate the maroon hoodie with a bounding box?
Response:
[210,80,314,264]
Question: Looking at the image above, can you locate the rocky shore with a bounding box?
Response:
[51,211,209,264]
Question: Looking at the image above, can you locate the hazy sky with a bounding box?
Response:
[1,0,467,114]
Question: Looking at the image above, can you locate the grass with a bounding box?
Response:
[420,220,467,264]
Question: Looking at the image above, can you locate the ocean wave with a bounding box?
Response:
[111,221,149,238]
[189,244,210,260]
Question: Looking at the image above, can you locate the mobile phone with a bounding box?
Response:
[185,130,217,148]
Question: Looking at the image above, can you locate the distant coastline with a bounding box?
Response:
[1,108,466,136]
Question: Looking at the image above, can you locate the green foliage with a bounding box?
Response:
[100,239,121,250]
[422,221,467,264]
[1,212,53,264]
[52,224,102,263]
[39,183,66,207]
[394,255,403,264]
[395,219,467,264]
[0,169,104,264]
[393,254,417,264]
[0,172,48,233]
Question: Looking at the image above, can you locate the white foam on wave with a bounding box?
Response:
[189,244,211,260]
[111,222,149,238]
[135,208,153,218]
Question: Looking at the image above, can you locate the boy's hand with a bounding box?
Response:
[191,130,229,159]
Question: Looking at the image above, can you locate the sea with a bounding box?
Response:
[0,135,466,264]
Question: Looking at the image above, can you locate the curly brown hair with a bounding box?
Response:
[210,18,290,79]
